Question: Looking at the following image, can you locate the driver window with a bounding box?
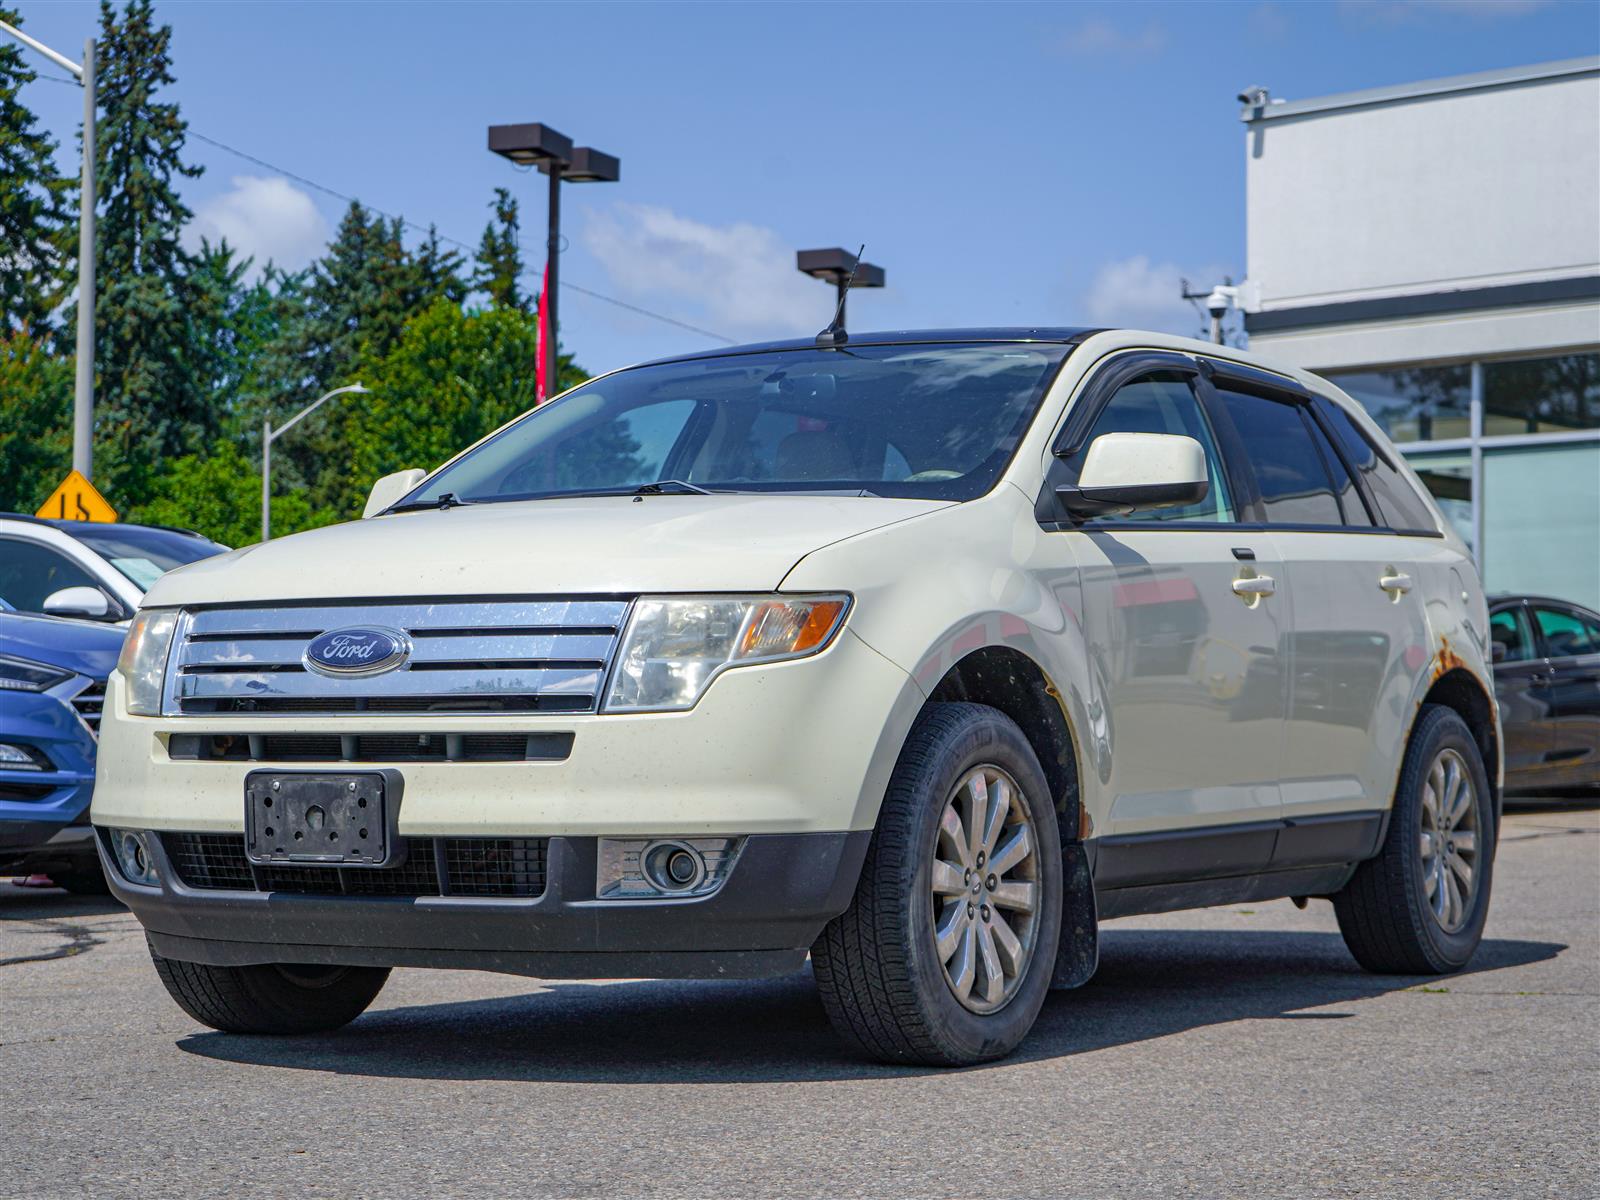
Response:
[0,538,99,614]
[1074,371,1236,523]
[1489,606,1537,663]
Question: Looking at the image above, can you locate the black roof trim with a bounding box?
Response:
[637,327,1104,367]
[1245,275,1600,335]
[0,512,213,540]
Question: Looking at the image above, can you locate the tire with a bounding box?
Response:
[812,702,1063,1066]
[1335,705,1496,974]
[148,938,390,1034]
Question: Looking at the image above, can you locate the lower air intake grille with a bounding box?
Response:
[161,833,546,898]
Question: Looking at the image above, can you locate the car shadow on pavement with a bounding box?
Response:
[175,928,1564,1084]
[0,885,125,921]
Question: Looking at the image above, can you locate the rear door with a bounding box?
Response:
[1045,353,1286,879]
[1198,364,1432,856]
[1488,601,1554,790]
[1529,603,1600,788]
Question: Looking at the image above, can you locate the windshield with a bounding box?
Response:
[399,342,1072,507]
[70,526,227,590]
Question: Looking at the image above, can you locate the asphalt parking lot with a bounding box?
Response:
[2,802,1594,1200]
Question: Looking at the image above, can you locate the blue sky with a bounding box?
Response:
[13,0,1599,375]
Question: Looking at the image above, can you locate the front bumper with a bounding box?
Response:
[103,829,871,979]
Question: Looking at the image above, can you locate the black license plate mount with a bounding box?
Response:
[244,769,404,868]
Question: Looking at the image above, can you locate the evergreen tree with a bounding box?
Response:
[473,187,525,312]
[90,0,211,507]
[0,331,71,510]
[0,5,73,335]
[415,223,467,308]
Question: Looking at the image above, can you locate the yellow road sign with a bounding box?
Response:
[37,470,117,523]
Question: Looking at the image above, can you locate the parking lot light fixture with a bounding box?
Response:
[488,123,621,397]
[797,248,886,332]
[260,383,369,542]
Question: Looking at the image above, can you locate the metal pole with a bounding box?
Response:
[836,278,847,332]
[1210,312,1223,345]
[261,419,272,542]
[74,40,96,480]
[545,165,560,396]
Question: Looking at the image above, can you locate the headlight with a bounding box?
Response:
[117,609,179,716]
[603,594,850,713]
[0,653,73,693]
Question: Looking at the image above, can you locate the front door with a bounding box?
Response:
[1529,602,1600,789]
[1051,358,1286,865]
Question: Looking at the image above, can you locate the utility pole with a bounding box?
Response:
[0,21,96,480]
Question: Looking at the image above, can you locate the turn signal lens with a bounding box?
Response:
[604,594,851,713]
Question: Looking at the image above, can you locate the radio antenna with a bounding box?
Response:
[815,244,866,348]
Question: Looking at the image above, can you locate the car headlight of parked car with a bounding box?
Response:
[0,653,74,693]
[117,610,179,716]
[603,594,850,713]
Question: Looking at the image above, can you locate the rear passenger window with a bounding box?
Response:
[1315,397,1439,534]
[1532,607,1599,659]
[1212,389,1343,526]
[1490,606,1537,663]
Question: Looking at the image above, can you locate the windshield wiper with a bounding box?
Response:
[633,480,712,496]
[386,492,472,514]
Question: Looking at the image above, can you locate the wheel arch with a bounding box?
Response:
[924,646,1083,844]
[1413,667,1502,817]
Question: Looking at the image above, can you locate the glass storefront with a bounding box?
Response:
[1352,350,1600,612]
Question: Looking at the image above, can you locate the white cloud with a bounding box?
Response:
[1083,255,1232,337]
[1056,17,1168,56]
[1341,0,1551,22]
[185,175,329,278]
[581,203,823,338]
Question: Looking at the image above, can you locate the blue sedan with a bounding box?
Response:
[0,609,125,892]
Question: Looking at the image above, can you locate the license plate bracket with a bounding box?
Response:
[244,769,405,868]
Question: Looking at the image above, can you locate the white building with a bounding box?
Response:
[1239,56,1600,610]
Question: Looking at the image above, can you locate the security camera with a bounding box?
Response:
[1205,286,1236,319]
[1237,86,1270,108]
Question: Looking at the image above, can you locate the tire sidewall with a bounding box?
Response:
[892,706,1063,1062]
[1396,709,1496,970]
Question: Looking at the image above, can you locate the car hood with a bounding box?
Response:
[0,612,125,681]
[144,494,952,607]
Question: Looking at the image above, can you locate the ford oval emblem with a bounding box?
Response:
[304,626,411,678]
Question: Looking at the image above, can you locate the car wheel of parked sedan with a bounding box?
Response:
[811,702,1063,1066]
[1334,704,1496,974]
[148,937,390,1034]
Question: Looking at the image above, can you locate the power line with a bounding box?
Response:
[28,75,737,345]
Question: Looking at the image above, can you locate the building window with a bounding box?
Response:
[1404,451,1473,554]
[1324,364,1471,444]
[1481,352,1600,437]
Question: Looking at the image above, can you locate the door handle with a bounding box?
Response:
[1378,572,1413,596]
[1232,575,1276,598]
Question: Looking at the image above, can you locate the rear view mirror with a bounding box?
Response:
[364,469,429,518]
[43,585,112,621]
[1057,432,1209,519]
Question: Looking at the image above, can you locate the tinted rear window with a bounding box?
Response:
[1213,388,1343,526]
[1314,397,1439,534]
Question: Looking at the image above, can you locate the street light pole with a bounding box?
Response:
[797,248,886,334]
[545,158,561,395]
[260,383,368,542]
[0,21,96,481]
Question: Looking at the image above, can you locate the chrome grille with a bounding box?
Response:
[166,600,628,718]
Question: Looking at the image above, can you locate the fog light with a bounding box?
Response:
[0,741,48,770]
[111,828,159,886]
[596,836,741,899]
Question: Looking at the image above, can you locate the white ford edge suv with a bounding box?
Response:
[92,328,1500,1065]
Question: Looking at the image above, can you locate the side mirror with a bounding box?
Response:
[364,468,428,518]
[42,585,112,621]
[1490,641,1507,664]
[1057,433,1209,519]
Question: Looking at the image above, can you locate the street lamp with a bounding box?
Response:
[0,19,96,481]
[797,248,885,333]
[488,123,621,396]
[260,383,368,541]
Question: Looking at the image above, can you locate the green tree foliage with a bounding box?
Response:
[0,331,71,511]
[473,187,525,312]
[127,440,337,548]
[90,0,213,508]
[0,5,73,335]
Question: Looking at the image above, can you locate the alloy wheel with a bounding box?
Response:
[930,764,1041,1014]
[1419,747,1479,934]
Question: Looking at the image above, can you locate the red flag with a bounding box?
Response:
[535,262,550,404]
